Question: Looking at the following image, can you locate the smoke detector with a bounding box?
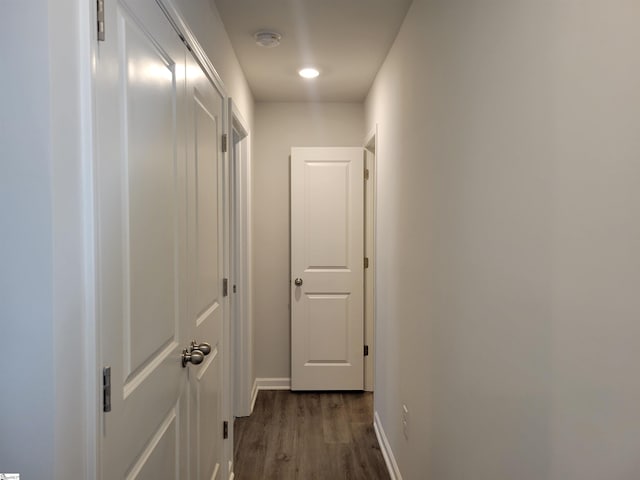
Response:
[254,31,282,48]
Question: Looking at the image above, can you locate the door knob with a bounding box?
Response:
[294,278,303,286]
[190,340,211,356]
[182,348,204,367]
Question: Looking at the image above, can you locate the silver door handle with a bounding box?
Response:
[190,340,211,356]
[294,278,303,286]
[182,348,204,367]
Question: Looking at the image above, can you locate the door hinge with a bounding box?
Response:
[96,0,105,41]
[364,168,370,180]
[103,366,111,412]
[364,345,369,356]
[221,133,228,153]
[233,284,237,293]
[223,278,229,297]
[364,257,369,269]
[177,33,192,52]
[223,420,229,439]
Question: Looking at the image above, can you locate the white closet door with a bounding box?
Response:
[96,0,189,478]
[185,51,227,480]
[291,147,365,390]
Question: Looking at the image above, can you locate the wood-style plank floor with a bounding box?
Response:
[234,391,391,480]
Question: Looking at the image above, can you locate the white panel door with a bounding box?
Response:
[291,147,365,390]
[96,0,189,478]
[185,51,227,480]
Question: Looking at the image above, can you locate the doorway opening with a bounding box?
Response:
[364,126,377,392]
[229,100,253,418]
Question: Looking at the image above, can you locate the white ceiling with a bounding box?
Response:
[213,0,413,102]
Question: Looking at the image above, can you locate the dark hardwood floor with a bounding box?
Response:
[234,391,391,480]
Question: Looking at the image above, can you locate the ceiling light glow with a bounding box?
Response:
[298,68,320,79]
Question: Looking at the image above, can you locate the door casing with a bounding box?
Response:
[229,99,253,419]
[364,126,377,392]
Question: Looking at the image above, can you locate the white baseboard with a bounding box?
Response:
[374,411,403,480]
[256,377,291,390]
[249,377,290,413]
[250,378,258,413]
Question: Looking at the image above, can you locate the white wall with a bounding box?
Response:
[1,2,91,479]
[253,102,365,379]
[366,1,640,479]
[0,2,55,478]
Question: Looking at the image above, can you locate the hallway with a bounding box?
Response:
[234,392,390,479]
[5,0,640,478]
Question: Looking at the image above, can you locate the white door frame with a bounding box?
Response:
[228,99,254,418]
[364,126,377,392]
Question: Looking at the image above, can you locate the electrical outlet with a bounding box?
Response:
[402,404,409,440]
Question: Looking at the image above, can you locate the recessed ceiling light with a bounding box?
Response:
[254,31,282,48]
[298,68,320,79]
